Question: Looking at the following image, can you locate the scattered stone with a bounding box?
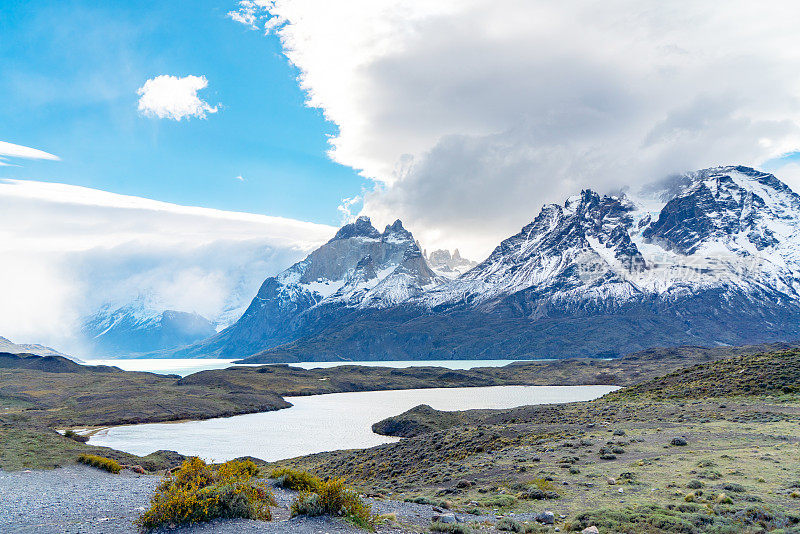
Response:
[607,477,616,485]
[434,513,456,524]
[582,527,600,534]
[439,514,456,523]
[671,437,688,446]
[535,511,555,524]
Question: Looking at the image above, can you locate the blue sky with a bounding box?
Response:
[0,0,365,225]
[5,0,800,350]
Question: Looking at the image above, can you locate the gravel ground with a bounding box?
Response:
[0,466,485,534]
[0,466,158,534]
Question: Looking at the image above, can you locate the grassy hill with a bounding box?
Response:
[609,349,800,400]
[276,348,800,532]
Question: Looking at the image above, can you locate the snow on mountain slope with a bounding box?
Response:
[423,189,647,310]
[426,249,477,278]
[423,166,800,313]
[0,336,81,362]
[82,301,216,357]
[251,216,430,310]
[195,165,800,361]
[173,216,441,357]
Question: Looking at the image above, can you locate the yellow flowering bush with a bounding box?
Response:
[77,454,122,474]
[136,457,275,531]
[290,475,373,529]
[270,466,322,492]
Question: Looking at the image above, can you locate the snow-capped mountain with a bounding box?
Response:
[82,301,216,357]
[181,165,800,362]
[173,217,440,358]
[425,165,800,313]
[0,336,81,362]
[426,249,477,278]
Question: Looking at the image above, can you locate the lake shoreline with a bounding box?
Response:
[79,357,562,377]
[1,342,791,472]
[85,385,619,462]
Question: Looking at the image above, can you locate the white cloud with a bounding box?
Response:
[337,195,361,223]
[137,74,219,120]
[774,162,800,193]
[227,1,261,29]
[0,140,60,166]
[234,175,245,182]
[231,0,800,258]
[0,179,335,352]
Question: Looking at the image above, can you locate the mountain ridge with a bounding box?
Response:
[175,165,800,362]
[82,304,217,358]
[0,337,81,363]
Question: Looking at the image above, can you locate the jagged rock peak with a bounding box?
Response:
[427,248,478,278]
[332,215,380,240]
[382,219,414,242]
[383,219,405,233]
[429,249,452,262]
[402,245,424,261]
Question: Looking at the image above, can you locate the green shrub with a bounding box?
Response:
[519,488,559,500]
[290,477,373,529]
[698,470,723,480]
[136,457,274,531]
[270,467,322,492]
[721,483,745,493]
[571,506,701,533]
[531,478,556,492]
[290,491,325,516]
[715,493,733,504]
[430,521,473,533]
[497,517,524,532]
[64,429,89,443]
[568,504,800,533]
[78,454,121,474]
[406,496,436,505]
[480,494,517,508]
